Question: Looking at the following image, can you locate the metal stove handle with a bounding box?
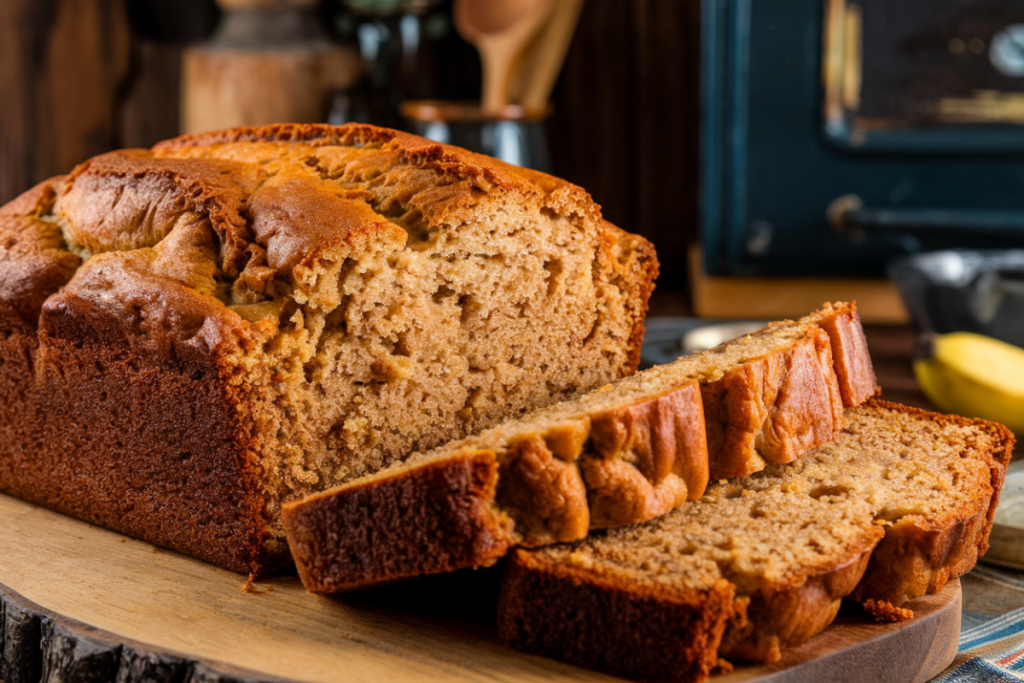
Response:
[828,194,1024,237]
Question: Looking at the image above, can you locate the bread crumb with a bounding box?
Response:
[242,575,270,595]
[862,598,913,622]
[568,551,593,568]
[343,417,370,446]
[711,658,734,675]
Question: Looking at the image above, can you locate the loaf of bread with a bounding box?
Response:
[0,124,658,574]
[497,400,1013,682]
[282,302,877,592]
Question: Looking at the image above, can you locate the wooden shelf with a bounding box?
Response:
[689,247,910,324]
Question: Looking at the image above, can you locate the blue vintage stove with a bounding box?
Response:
[702,0,1024,277]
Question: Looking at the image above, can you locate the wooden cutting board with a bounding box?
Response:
[0,493,960,683]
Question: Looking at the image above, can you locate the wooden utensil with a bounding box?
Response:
[511,0,585,110]
[454,0,553,115]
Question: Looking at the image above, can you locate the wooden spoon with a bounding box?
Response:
[454,0,553,115]
[512,0,585,110]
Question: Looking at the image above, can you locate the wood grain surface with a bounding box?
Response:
[0,492,961,683]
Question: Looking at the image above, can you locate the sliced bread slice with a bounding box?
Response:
[282,302,877,592]
[743,400,1014,611]
[496,400,1013,681]
[499,490,882,681]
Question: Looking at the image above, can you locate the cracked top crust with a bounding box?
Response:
[0,123,623,388]
[29,124,600,352]
[0,180,82,332]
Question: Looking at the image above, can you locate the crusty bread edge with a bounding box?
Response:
[282,379,708,592]
[596,220,659,377]
[850,398,1015,607]
[718,537,880,664]
[282,450,515,592]
[497,548,739,683]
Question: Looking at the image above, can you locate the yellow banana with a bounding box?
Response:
[913,331,1024,434]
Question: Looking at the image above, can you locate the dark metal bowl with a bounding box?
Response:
[889,250,1024,346]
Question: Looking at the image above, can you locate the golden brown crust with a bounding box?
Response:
[153,123,605,241]
[155,123,594,206]
[702,327,845,479]
[850,400,1015,607]
[282,451,514,592]
[498,382,708,547]
[283,379,708,591]
[0,180,82,332]
[58,151,256,273]
[0,178,270,572]
[596,220,659,376]
[499,504,883,678]
[31,270,270,573]
[812,301,880,406]
[503,383,709,544]
[497,433,592,544]
[719,545,878,663]
[497,549,739,683]
[581,382,708,527]
[495,401,1009,680]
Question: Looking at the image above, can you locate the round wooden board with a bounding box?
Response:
[0,493,961,683]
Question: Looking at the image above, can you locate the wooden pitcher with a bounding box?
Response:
[181,0,361,134]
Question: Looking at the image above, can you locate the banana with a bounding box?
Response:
[914,331,1024,435]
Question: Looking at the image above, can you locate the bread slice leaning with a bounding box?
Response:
[497,400,1014,683]
[282,302,877,592]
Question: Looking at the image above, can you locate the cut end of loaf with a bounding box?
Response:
[282,450,515,592]
[498,548,738,683]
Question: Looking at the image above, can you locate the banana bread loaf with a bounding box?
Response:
[282,303,877,592]
[0,124,657,574]
[496,401,1013,682]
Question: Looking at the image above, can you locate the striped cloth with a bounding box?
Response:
[935,565,1024,682]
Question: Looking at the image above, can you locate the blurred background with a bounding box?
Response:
[8,0,1024,414]
[0,0,697,295]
